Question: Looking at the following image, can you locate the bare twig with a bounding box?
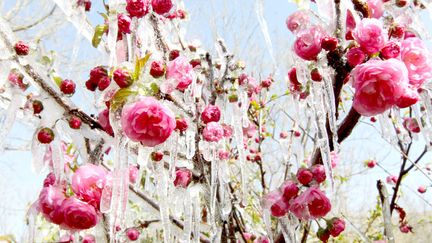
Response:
[13,5,57,32]
[377,180,395,243]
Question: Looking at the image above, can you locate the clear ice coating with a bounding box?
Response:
[0,93,21,152]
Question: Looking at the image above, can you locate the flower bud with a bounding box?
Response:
[32,100,44,114]
[113,68,132,88]
[296,168,313,185]
[68,116,82,129]
[126,228,140,241]
[37,128,55,144]
[150,60,166,78]
[14,41,29,56]
[60,79,76,95]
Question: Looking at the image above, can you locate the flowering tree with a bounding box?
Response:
[1,0,432,242]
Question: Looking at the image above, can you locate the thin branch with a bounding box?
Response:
[13,5,57,32]
[376,180,395,243]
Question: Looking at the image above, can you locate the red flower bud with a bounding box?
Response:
[14,41,29,56]
[69,116,82,129]
[32,100,44,114]
[37,128,55,144]
[149,61,166,78]
[60,79,76,95]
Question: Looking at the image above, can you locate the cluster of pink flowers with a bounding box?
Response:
[36,164,109,230]
[264,164,331,220]
[347,14,432,116]
[201,105,227,143]
[286,4,432,117]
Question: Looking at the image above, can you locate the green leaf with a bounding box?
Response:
[250,100,260,110]
[52,75,62,87]
[270,94,278,101]
[110,88,138,111]
[133,52,152,81]
[92,24,108,48]
[150,82,160,95]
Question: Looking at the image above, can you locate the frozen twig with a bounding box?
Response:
[376,180,395,243]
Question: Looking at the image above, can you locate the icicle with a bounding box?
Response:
[209,159,219,239]
[155,162,171,243]
[323,73,338,151]
[25,203,38,243]
[67,32,82,77]
[311,82,334,189]
[262,209,274,242]
[108,138,129,242]
[218,162,231,220]
[378,111,397,145]
[107,5,119,67]
[185,130,195,159]
[31,133,47,173]
[191,189,201,243]
[232,102,247,204]
[279,215,298,243]
[255,0,276,69]
[135,145,152,188]
[51,134,65,183]
[52,0,106,52]
[182,189,192,243]
[168,132,179,179]
[0,93,21,152]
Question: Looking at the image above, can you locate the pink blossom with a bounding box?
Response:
[126,228,140,241]
[98,109,114,136]
[285,10,309,33]
[353,18,387,55]
[202,122,224,142]
[151,0,173,15]
[222,124,233,138]
[329,217,345,237]
[263,190,289,217]
[113,68,132,88]
[418,186,427,193]
[243,123,257,139]
[218,149,230,160]
[380,41,401,59]
[401,37,432,87]
[121,97,176,146]
[173,168,192,188]
[82,235,96,243]
[37,185,65,225]
[201,105,221,124]
[330,151,338,168]
[71,164,108,209]
[281,181,299,201]
[293,26,324,61]
[165,56,194,92]
[386,175,398,184]
[352,59,412,116]
[43,173,56,187]
[7,69,27,90]
[118,14,131,34]
[129,165,139,184]
[126,0,150,18]
[403,117,420,133]
[311,164,326,184]
[367,0,384,19]
[346,10,356,31]
[296,168,313,185]
[346,47,366,67]
[61,197,99,230]
[289,187,331,220]
[366,159,377,168]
